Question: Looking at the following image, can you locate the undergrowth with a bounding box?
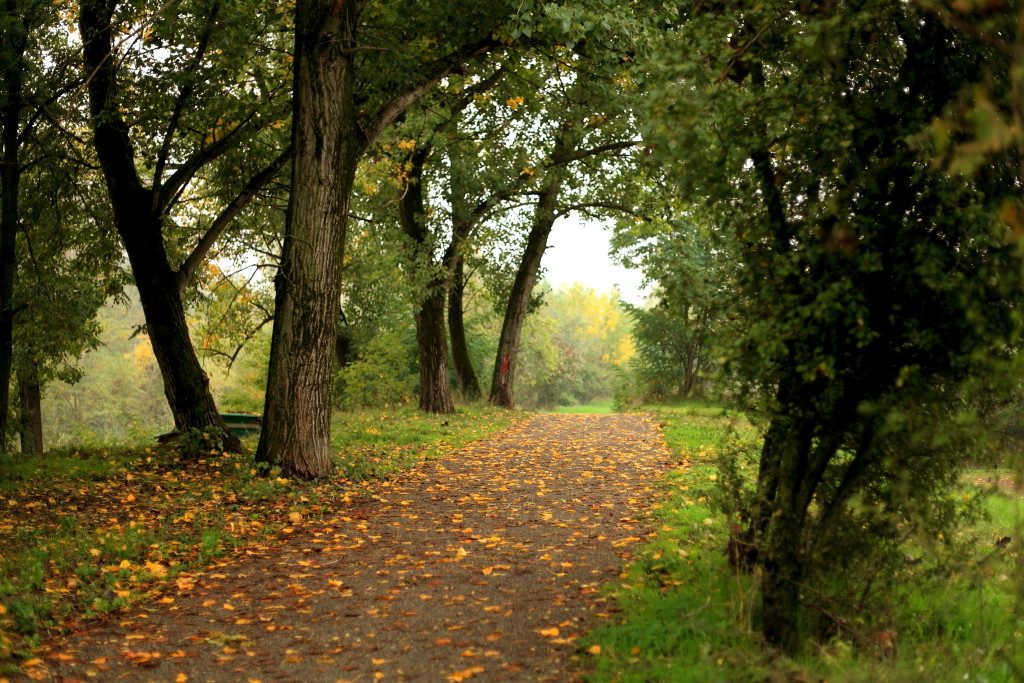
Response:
[585,402,1024,682]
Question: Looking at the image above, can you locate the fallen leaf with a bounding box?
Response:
[446,666,485,682]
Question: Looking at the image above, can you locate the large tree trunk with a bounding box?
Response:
[254,1,361,478]
[17,361,42,455]
[79,0,240,453]
[0,7,26,453]
[130,231,240,447]
[447,254,480,399]
[488,175,564,408]
[400,147,454,414]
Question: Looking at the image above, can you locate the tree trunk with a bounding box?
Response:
[17,361,42,455]
[335,308,352,369]
[80,0,240,453]
[127,232,240,449]
[488,173,565,408]
[254,1,362,477]
[416,288,454,413]
[0,6,26,453]
[760,498,806,653]
[448,254,480,398]
[400,147,454,414]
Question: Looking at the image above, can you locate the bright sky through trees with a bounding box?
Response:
[544,217,647,305]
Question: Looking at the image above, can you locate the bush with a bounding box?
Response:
[335,329,416,410]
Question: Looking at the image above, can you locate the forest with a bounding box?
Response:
[1,0,1023,680]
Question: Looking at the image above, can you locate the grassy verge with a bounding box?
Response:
[585,402,1024,682]
[547,398,616,414]
[0,404,519,672]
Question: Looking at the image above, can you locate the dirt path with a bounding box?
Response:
[36,413,672,682]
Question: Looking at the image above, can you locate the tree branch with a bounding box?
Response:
[362,35,502,145]
[153,0,222,196]
[176,145,291,292]
[155,105,266,214]
[550,139,644,166]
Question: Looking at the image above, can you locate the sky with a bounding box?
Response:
[541,216,649,306]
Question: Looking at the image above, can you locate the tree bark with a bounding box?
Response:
[488,138,570,408]
[80,0,240,453]
[0,3,27,453]
[254,0,362,477]
[400,147,454,414]
[17,361,42,455]
[447,254,480,398]
[760,496,806,653]
[446,147,481,399]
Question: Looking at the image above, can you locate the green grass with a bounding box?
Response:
[328,403,520,479]
[584,402,1024,682]
[547,398,616,414]
[0,404,520,666]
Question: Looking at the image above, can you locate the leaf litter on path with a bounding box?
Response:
[33,414,673,681]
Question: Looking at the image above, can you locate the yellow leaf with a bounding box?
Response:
[118,559,131,569]
[539,627,560,638]
[89,548,101,557]
[22,658,43,667]
[176,674,188,683]
[145,561,168,577]
[446,666,485,682]
[288,512,302,524]
[587,644,601,655]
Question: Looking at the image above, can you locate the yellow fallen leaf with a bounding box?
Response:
[446,666,485,682]
[159,597,175,604]
[288,512,302,523]
[89,548,101,557]
[176,674,188,683]
[587,644,601,655]
[22,658,43,667]
[145,561,168,577]
[539,627,560,638]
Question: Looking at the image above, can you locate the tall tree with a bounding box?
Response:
[79,0,290,452]
[0,0,41,451]
[397,145,454,413]
[650,0,1024,651]
[255,0,515,476]
[486,65,645,408]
